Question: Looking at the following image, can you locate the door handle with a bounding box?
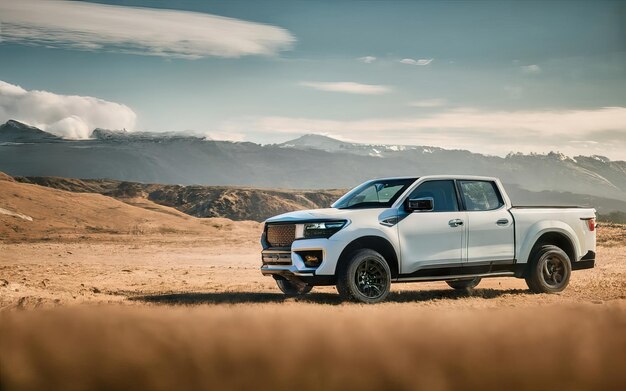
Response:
[449,219,464,227]
[496,218,509,226]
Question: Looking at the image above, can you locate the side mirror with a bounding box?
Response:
[406,197,434,212]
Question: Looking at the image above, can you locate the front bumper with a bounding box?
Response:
[261,238,345,283]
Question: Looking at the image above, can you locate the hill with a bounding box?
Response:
[0,120,61,143]
[0,172,260,242]
[14,175,345,221]
[13,174,626,222]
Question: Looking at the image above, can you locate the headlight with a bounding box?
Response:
[302,221,347,239]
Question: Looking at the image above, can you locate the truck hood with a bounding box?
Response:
[265,208,355,223]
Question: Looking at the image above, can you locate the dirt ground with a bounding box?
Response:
[1,176,625,391]
[0,235,625,310]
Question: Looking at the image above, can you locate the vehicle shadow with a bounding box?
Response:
[130,288,531,306]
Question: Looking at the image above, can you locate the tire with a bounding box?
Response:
[336,249,392,304]
[275,278,312,296]
[525,244,572,293]
[446,277,481,291]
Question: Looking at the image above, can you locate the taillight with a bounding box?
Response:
[586,218,595,231]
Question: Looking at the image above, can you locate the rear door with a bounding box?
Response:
[397,180,467,274]
[457,180,515,263]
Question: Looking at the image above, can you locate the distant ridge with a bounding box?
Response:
[278,133,444,157]
[279,134,352,151]
[91,128,206,142]
[0,120,61,143]
[11,173,626,221]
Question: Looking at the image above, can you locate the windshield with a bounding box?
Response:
[333,178,417,209]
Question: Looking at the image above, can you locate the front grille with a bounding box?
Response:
[266,224,296,248]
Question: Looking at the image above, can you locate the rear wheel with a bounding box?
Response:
[446,277,481,291]
[525,245,571,293]
[336,249,391,304]
[275,277,312,296]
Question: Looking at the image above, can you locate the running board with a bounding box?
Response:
[395,271,515,283]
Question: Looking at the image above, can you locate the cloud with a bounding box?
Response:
[0,80,136,139]
[228,107,626,159]
[408,99,447,108]
[299,81,391,95]
[521,64,541,74]
[357,56,377,64]
[0,0,295,59]
[400,58,433,66]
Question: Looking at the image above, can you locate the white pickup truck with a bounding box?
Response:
[261,175,596,303]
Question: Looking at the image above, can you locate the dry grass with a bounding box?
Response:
[597,223,626,247]
[1,304,625,391]
[0,175,262,242]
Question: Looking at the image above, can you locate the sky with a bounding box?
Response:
[0,0,625,159]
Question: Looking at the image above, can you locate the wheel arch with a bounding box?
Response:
[529,231,577,265]
[336,235,399,278]
[519,221,580,264]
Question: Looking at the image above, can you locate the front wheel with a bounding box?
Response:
[446,277,481,291]
[525,245,571,293]
[336,249,391,304]
[275,278,312,296]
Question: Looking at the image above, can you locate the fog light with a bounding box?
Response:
[305,254,319,263]
[297,250,323,268]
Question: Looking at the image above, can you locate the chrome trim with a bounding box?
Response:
[448,218,464,227]
[260,265,316,277]
[262,249,291,254]
[293,271,316,277]
[261,249,292,265]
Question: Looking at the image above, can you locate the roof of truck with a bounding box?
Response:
[372,175,500,182]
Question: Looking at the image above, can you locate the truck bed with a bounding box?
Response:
[509,206,596,264]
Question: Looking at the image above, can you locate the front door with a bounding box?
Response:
[397,180,467,274]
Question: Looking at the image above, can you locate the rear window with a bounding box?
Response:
[459,180,503,211]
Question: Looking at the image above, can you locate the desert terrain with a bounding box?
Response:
[1,172,625,390]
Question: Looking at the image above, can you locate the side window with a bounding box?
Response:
[459,181,503,211]
[408,180,459,212]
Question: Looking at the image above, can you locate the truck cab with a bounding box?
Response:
[261,175,596,303]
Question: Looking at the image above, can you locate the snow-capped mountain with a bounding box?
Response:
[278,134,443,157]
[1,120,625,205]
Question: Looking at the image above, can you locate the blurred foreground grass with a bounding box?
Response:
[1,303,625,391]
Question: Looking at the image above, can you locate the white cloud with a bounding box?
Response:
[521,64,542,74]
[0,0,295,59]
[408,99,447,108]
[400,58,433,66]
[357,56,377,64]
[299,81,391,95]
[227,107,626,159]
[256,107,626,136]
[0,80,136,139]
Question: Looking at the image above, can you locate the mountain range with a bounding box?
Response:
[1,120,625,210]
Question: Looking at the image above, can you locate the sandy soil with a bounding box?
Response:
[1,233,625,390]
[1,237,625,310]
[1,175,625,390]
